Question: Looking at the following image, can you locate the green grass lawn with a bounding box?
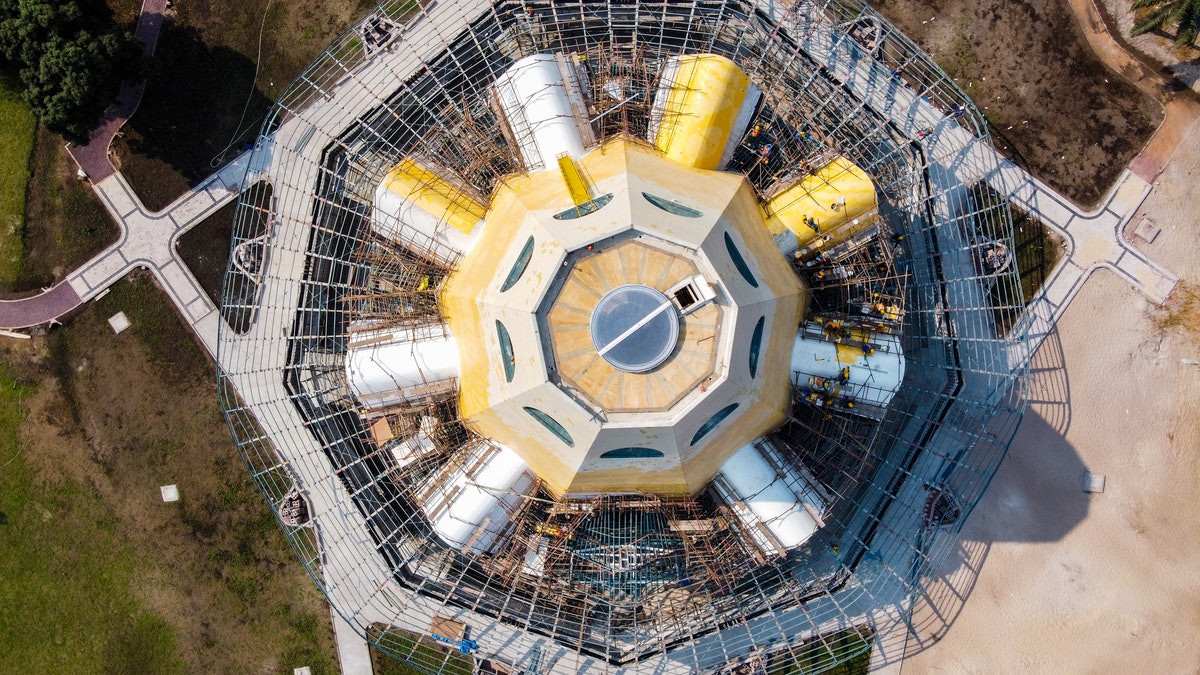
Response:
[767,627,873,675]
[0,70,38,291]
[0,275,338,672]
[0,369,185,673]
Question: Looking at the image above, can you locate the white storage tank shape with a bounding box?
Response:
[713,440,828,557]
[372,159,486,261]
[790,324,905,413]
[422,443,537,555]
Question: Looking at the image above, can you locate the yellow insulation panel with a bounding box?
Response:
[557,154,592,206]
[382,159,485,234]
[764,157,878,248]
[654,54,751,170]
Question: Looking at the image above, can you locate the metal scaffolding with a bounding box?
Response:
[217,0,1031,672]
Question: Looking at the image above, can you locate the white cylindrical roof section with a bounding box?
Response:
[648,54,762,171]
[345,333,460,410]
[715,440,825,556]
[493,53,591,171]
[424,443,536,555]
[789,328,905,408]
[371,160,485,261]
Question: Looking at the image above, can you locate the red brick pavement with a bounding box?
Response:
[66,0,168,181]
[0,282,83,330]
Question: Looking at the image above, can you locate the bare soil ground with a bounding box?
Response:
[873,0,1162,206]
[899,118,1200,673]
[112,0,376,210]
[0,273,337,673]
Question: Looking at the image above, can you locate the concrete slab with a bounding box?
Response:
[186,295,214,322]
[1114,256,1177,304]
[1007,184,1076,230]
[190,311,222,358]
[157,260,204,315]
[1133,216,1161,244]
[1044,261,1085,308]
[332,613,373,675]
[1108,172,1151,215]
[80,251,129,290]
[108,311,131,334]
[1069,213,1124,267]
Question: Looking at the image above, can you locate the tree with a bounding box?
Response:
[0,0,140,143]
[1131,0,1200,47]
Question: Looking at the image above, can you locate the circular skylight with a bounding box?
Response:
[590,284,680,372]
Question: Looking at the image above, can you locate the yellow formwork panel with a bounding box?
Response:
[382,159,486,234]
[440,183,527,419]
[654,54,751,170]
[763,157,878,249]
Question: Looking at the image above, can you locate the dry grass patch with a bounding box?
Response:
[1152,281,1200,337]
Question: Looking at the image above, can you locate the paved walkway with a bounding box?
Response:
[0,149,250,328]
[68,0,168,182]
[991,161,1182,366]
[0,282,82,329]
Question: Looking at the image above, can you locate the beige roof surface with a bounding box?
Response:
[546,238,722,412]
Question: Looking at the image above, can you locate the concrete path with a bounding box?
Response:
[990,161,1180,365]
[61,150,256,353]
[332,612,376,675]
[68,0,169,182]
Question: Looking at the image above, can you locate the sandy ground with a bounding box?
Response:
[897,129,1200,672]
[1097,0,1200,93]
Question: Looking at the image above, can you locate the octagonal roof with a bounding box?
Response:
[545,238,721,412]
[442,138,806,497]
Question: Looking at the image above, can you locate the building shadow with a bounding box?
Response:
[122,21,273,184]
[874,323,1094,665]
[1171,60,1200,90]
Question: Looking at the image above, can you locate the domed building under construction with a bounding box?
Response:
[218,0,1030,672]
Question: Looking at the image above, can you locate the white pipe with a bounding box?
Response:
[425,443,536,555]
[715,441,827,556]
